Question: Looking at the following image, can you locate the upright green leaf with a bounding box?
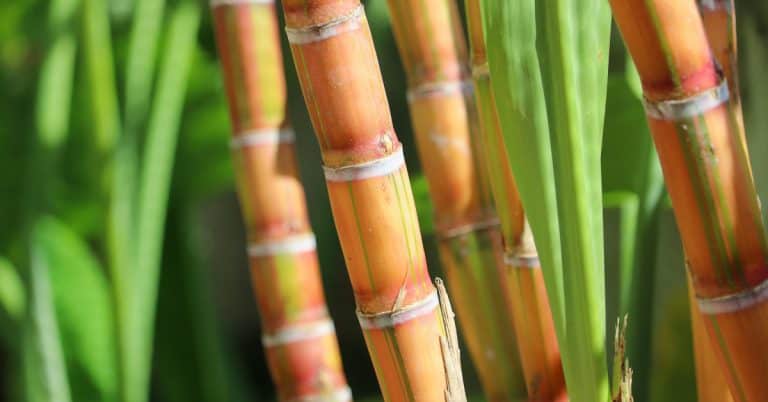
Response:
[480,0,566,344]
[23,221,74,402]
[37,0,79,151]
[34,217,118,402]
[82,0,119,154]
[602,70,664,402]
[481,0,612,401]
[128,4,201,402]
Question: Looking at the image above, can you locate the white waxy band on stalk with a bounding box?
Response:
[285,5,364,45]
[503,252,540,269]
[438,218,501,239]
[406,80,473,102]
[698,0,732,11]
[697,278,768,315]
[471,63,489,78]
[323,146,404,182]
[643,80,729,121]
[357,291,439,329]
[285,386,353,402]
[261,319,336,347]
[230,128,295,149]
[248,234,316,257]
[210,0,272,7]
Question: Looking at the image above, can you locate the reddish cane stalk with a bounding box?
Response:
[609,1,768,401]
[211,1,350,400]
[281,1,466,401]
[382,0,529,400]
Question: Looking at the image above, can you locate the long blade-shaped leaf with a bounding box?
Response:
[482,1,612,400]
[480,0,566,347]
[37,217,118,402]
[23,222,74,402]
[129,4,201,402]
[602,68,665,402]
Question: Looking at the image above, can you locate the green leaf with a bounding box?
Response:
[602,70,664,402]
[603,192,638,339]
[33,216,118,402]
[23,220,74,402]
[127,4,202,402]
[0,258,25,324]
[482,0,612,400]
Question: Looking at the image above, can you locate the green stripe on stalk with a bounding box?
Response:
[675,116,734,288]
[707,316,748,402]
[227,8,250,129]
[694,115,745,284]
[347,182,378,295]
[384,328,416,402]
[391,170,417,289]
[252,6,282,122]
[723,106,768,255]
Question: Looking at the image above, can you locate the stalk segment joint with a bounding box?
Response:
[357,290,439,329]
[437,217,500,239]
[210,0,273,8]
[323,145,404,182]
[643,80,729,121]
[406,80,473,102]
[285,5,364,44]
[697,277,768,314]
[503,252,540,269]
[285,386,353,402]
[261,319,336,347]
[697,0,732,11]
[247,234,317,257]
[230,128,295,149]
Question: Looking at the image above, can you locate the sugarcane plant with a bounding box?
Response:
[462,0,568,400]
[477,0,616,402]
[381,0,532,400]
[280,0,466,401]
[688,2,735,401]
[209,0,351,400]
[609,1,768,401]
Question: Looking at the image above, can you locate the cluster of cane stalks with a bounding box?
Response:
[281,0,465,400]
[203,0,768,401]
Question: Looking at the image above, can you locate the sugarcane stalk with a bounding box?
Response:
[464,0,567,400]
[688,277,734,402]
[281,1,465,400]
[698,0,738,100]
[609,2,768,401]
[210,1,350,401]
[382,1,526,401]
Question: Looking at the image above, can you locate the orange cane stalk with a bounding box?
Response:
[281,1,466,401]
[609,1,768,401]
[464,0,567,400]
[688,278,734,402]
[382,0,527,400]
[698,0,738,99]
[210,1,350,400]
